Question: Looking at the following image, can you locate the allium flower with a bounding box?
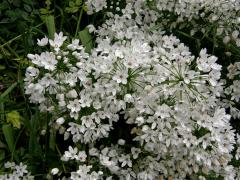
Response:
[1,162,33,179]
[62,146,78,161]
[49,32,67,52]
[37,36,48,46]
[29,51,58,71]
[24,2,239,178]
[85,0,107,14]
[67,99,81,113]
[77,151,87,162]
[51,168,59,175]
[112,69,128,84]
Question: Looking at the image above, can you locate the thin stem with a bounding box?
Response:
[56,144,67,173]
[75,5,84,37]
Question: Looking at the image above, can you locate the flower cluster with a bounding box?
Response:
[0,162,34,180]
[123,0,240,47]
[23,0,240,179]
[85,0,107,15]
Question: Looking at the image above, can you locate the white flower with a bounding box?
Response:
[15,162,28,177]
[37,36,48,46]
[77,151,87,162]
[40,52,58,71]
[85,0,107,14]
[4,162,15,169]
[154,104,171,119]
[24,7,239,178]
[49,32,67,52]
[67,99,81,113]
[223,36,231,44]
[56,117,65,125]
[112,69,128,84]
[197,49,221,72]
[51,168,59,175]
[66,89,78,99]
[63,146,78,161]
[67,39,83,51]
[124,94,134,103]
[131,147,141,159]
[87,24,96,33]
[79,93,92,107]
[118,139,126,145]
[118,154,132,167]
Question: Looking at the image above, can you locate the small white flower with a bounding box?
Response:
[67,99,81,113]
[136,116,144,125]
[37,36,48,46]
[223,36,231,44]
[155,104,171,118]
[56,117,65,125]
[15,162,28,176]
[40,52,58,71]
[118,139,126,145]
[51,168,59,175]
[66,89,78,98]
[87,24,96,33]
[124,94,134,103]
[112,69,128,84]
[67,39,83,51]
[4,162,15,169]
[49,32,67,52]
[77,151,87,162]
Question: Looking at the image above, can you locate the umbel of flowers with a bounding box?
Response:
[17,0,240,179]
[22,8,239,180]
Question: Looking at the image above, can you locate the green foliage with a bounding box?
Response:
[45,15,56,39]
[0,0,39,38]
[6,111,21,129]
[78,28,93,53]
[65,0,83,13]
[0,0,95,178]
[2,124,15,154]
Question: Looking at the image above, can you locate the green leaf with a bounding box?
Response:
[0,82,17,101]
[69,1,75,7]
[40,8,49,15]
[66,6,79,13]
[45,15,56,39]
[2,124,14,153]
[28,112,42,156]
[76,0,82,6]
[0,65,5,70]
[0,1,9,11]
[78,28,93,53]
[24,4,32,12]
[0,150,5,161]
[6,111,21,129]
[83,4,88,12]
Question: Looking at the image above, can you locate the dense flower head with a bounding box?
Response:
[24,27,237,179]
[22,0,240,179]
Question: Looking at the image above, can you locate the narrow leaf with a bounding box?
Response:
[0,82,17,100]
[78,28,93,53]
[45,15,56,39]
[2,124,14,153]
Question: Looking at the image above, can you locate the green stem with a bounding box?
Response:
[56,144,67,173]
[75,5,84,37]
